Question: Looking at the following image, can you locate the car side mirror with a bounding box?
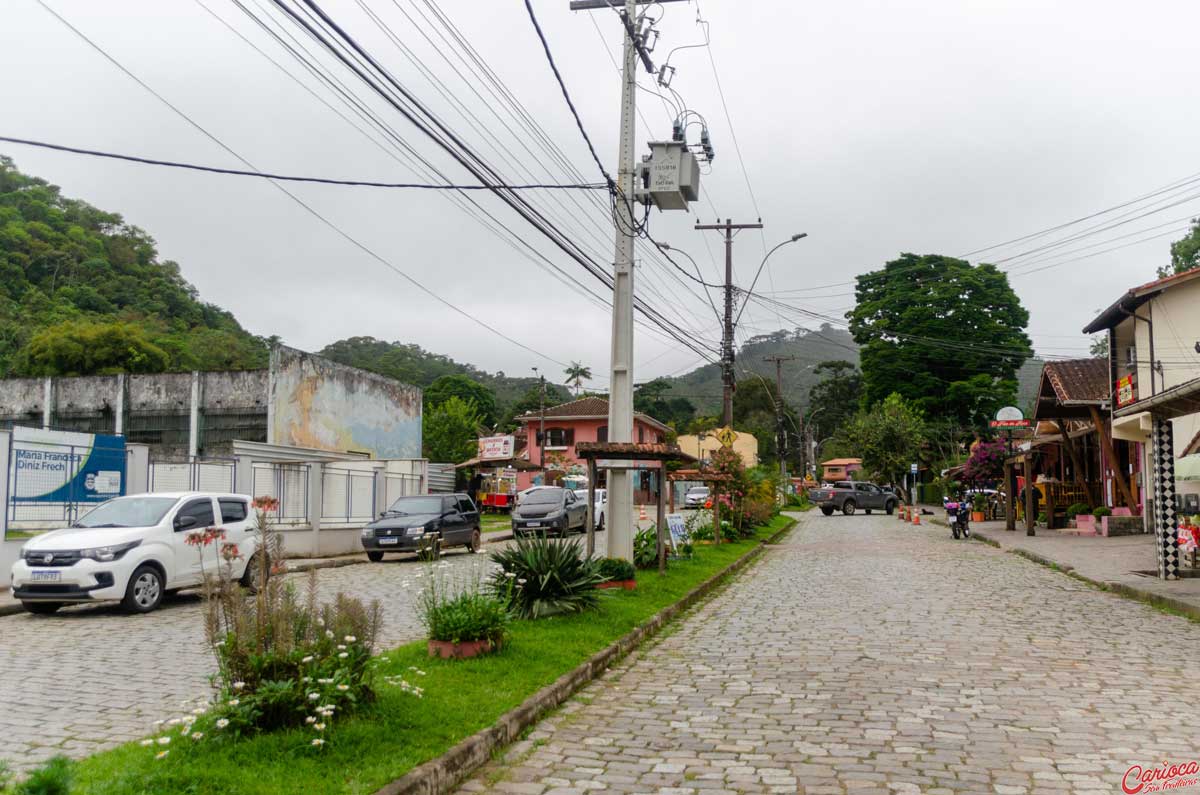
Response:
[174,515,198,531]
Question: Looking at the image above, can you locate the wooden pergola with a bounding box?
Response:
[668,469,735,546]
[575,442,695,572]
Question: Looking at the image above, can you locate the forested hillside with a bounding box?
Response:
[0,156,268,377]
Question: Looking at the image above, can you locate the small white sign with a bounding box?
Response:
[995,406,1024,422]
[478,435,515,460]
[93,471,122,494]
[666,513,687,550]
[910,463,918,474]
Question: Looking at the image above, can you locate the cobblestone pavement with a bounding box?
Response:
[459,514,1200,795]
[0,533,611,770]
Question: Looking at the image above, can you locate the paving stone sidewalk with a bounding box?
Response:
[459,513,1200,795]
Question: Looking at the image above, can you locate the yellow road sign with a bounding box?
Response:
[715,426,738,448]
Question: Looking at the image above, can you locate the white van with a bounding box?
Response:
[9,492,265,615]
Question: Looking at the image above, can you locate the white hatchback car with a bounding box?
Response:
[10,492,263,615]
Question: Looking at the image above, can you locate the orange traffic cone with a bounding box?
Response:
[911,509,921,525]
[638,505,647,522]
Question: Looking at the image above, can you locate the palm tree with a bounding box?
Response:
[564,361,592,396]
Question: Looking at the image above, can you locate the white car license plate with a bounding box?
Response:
[526,524,542,529]
[31,570,61,582]
[378,537,398,545]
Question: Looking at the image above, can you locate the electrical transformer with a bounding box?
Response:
[635,140,701,211]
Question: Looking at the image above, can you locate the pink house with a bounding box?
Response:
[516,396,670,498]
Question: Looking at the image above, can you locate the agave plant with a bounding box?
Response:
[489,536,606,619]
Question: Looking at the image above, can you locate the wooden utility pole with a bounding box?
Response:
[763,354,797,488]
[695,219,764,427]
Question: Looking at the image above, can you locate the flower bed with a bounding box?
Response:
[67,516,795,795]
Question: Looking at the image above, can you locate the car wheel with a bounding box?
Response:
[240,551,271,591]
[865,509,872,515]
[122,564,164,613]
[820,506,835,516]
[886,501,896,515]
[22,601,62,615]
[842,500,857,516]
[466,529,481,553]
[367,551,385,562]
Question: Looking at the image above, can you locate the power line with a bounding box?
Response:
[33,0,571,368]
[0,134,610,190]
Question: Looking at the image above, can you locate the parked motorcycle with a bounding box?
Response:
[945,498,971,540]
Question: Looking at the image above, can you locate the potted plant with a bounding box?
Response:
[420,570,509,659]
[596,557,636,589]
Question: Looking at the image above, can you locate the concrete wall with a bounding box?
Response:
[201,370,269,410]
[0,378,46,425]
[269,346,421,459]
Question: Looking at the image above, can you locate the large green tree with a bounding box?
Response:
[634,377,695,430]
[422,396,482,463]
[837,393,927,496]
[847,253,1032,428]
[0,156,267,376]
[423,374,497,428]
[1157,218,1200,278]
[806,360,862,439]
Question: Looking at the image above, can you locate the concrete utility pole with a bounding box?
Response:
[695,219,763,428]
[763,354,796,487]
[572,0,686,561]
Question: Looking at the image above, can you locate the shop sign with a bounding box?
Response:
[1116,374,1137,408]
[989,419,1032,428]
[478,435,515,460]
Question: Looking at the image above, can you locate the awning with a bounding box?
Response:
[455,456,541,471]
[1178,454,1200,482]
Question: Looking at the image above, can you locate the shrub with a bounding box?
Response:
[194,497,383,740]
[686,510,714,541]
[489,536,605,618]
[634,526,662,569]
[12,756,71,795]
[1037,511,1047,524]
[597,557,635,582]
[1093,506,1112,518]
[418,568,509,645]
[1066,503,1091,517]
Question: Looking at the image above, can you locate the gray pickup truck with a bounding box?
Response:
[808,480,898,516]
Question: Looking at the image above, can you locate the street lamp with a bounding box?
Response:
[735,232,807,326]
[653,241,722,323]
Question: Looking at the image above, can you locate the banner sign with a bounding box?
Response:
[989,419,1032,428]
[1116,374,1137,408]
[478,435,515,460]
[10,427,127,504]
[666,513,687,551]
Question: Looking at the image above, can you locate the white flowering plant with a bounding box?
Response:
[418,565,510,647]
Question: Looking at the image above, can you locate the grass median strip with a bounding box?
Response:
[71,514,795,795]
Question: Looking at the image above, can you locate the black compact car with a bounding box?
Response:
[512,487,587,537]
[360,494,481,561]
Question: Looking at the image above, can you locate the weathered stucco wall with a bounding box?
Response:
[269,346,421,459]
[127,373,193,411]
[53,375,120,413]
[0,378,45,420]
[202,370,269,409]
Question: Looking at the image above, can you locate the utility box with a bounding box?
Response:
[636,140,700,211]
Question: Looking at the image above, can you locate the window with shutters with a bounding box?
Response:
[638,426,645,443]
[597,426,608,443]
[545,427,574,449]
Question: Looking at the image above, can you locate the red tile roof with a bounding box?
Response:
[517,396,669,431]
[574,441,694,461]
[1042,358,1110,405]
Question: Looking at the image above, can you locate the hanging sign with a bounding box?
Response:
[478,435,515,460]
[989,419,1032,428]
[1115,374,1137,408]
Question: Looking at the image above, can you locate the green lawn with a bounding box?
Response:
[70,515,795,795]
[480,513,512,534]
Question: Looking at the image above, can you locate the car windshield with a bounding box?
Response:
[687,488,708,495]
[525,490,564,505]
[75,497,179,529]
[384,496,443,516]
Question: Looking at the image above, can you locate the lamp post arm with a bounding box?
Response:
[735,233,807,327]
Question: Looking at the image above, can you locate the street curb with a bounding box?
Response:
[929,517,1200,623]
[371,516,800,795]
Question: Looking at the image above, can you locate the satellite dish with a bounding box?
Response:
[995,406,1023,422]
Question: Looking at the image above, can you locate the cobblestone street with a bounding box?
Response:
[0,540,533,770]
[460,514,1200,795]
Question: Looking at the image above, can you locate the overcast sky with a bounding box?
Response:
[4,0,1199,390]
